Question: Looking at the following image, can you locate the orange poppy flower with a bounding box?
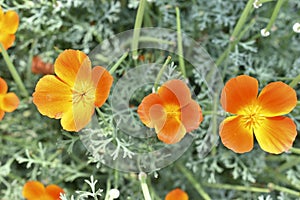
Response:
[22,180,64,200]
[0,77,19,120]
[220,75,297,154]
[32,49,113,132]
[32,56,54,75]
[138,79,203,144]
[0,7,19,50]
[165,188,189,200]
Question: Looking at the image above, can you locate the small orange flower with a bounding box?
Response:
[32,49,113,132]
[32,56,54,75]
[220,75,297,154]
[0,77,19,120]
[22,180,64,200]
[138,79,203,144]
[0,7,19,50]
[165,188,189,200]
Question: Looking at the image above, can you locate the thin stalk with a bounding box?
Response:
[177,164,211,200]
[175,7,186,78]
[109,51,129,74]
[153,56,172,92]
[268,183,300,196]
[277,158,300,172]
[114,169,119,188]
[96,107,110,128]
[230,0,255,40]
[258,0,276,3]
[265,168,300,191]
[290,147,300,154]
[139,172,152,200]
[289,74,300,88]
[104,178,111,200]
[203,182,270,193]
[217,17,256,68]
[0,43,29,97]
[26,39,37,84]
[131,0,146,60]
[210,93,220,156]
[265,0,285,32]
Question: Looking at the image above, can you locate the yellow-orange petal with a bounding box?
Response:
[219,116,254,153]
[254,116,297,154]
[2,92,19,112]
[92,66,114,107]
[149,103,166,128]
[0,110,5,120]
[158,79,191,107]
[0,33,15,50]
[181,100,203,132]
[157,117,186,144]
[22,181,46,199]
[221,75,258,115]
[257,82,297,117]
[62,96,95,132]
[165,188,189,200]
[54,50,88,87]
[0,77,8,94]
[0,7,3,20]
[45,184,64,200]
[138,93,163,127]
[3,10,19,34]
[32,75,72,119]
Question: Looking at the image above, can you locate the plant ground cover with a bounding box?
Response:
[0,0,300,199]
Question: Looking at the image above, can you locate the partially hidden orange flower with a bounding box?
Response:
[32,56,54,75]
[165,188,189,200]
[0,7,19,50]
[0,77,19,120]
[138,79,203,144]
[32,49,113,132]
[23,180,64,200]
[220,75,297,154]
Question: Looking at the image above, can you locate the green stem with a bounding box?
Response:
[114,169,119,188]
[26,39,37,84]
[177,164,211,200]
[131,0,146,60]
[265,168,300,191]
[201,110,224,115]
[96,107,110,128]
[210,93,220,156]
[265,0,285,32]
[104,178,111,200]
[290,147,300,154]
[289,74,300,88]
[268,183,300,196]
[277,157,300,172]
[153,56,172,92]
[231,0,255,40]
[258,0,276,3]
[216,16,256,67]
[175,7,186,78]
[0,43,29,97]
[139,172,152,200]
[203,182,270,193]
[109,51,129,74]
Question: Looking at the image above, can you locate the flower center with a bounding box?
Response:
[164,104,181,121]
[72,81,95,105]
[241,104,265,130]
